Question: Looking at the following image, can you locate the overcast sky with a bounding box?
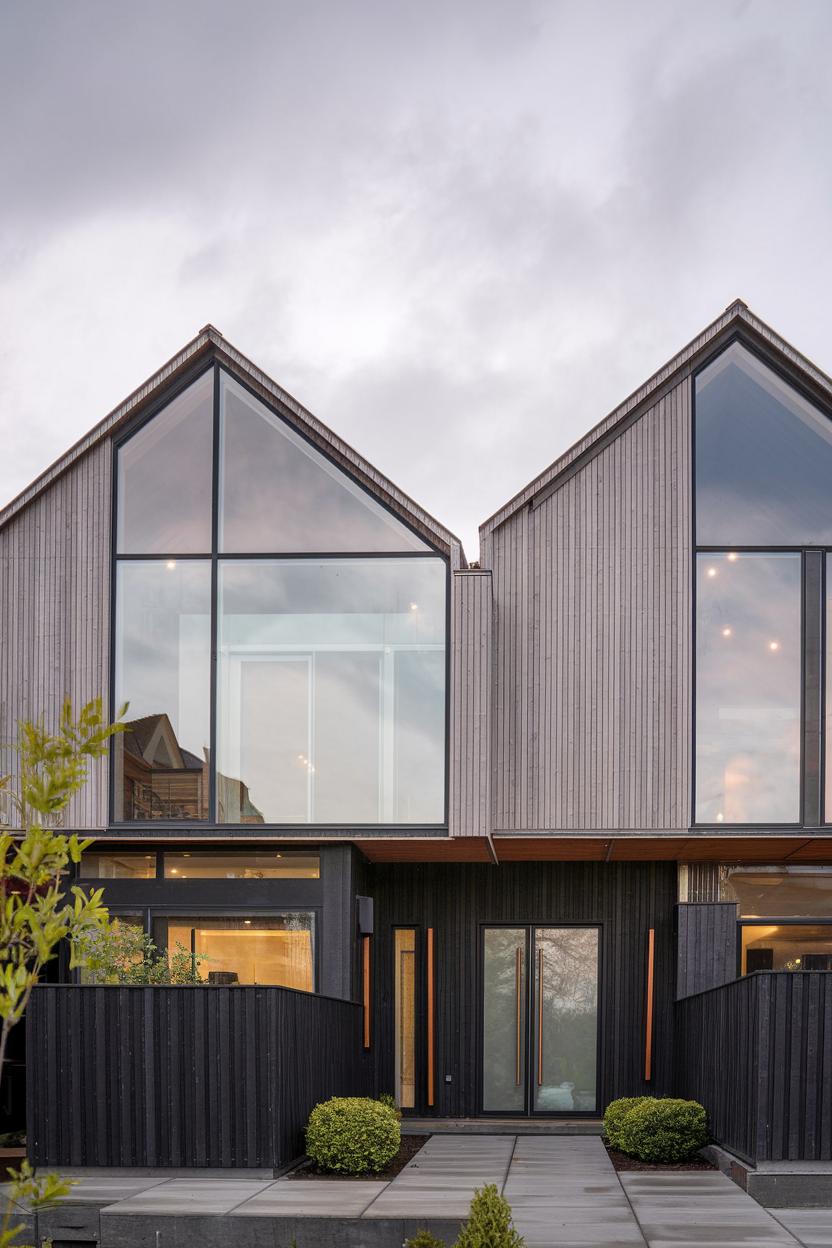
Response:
[2,0,831,559]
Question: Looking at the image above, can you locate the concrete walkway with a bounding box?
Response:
[6,1136,832,1247]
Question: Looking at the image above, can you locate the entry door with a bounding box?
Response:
[481,926,599,1115]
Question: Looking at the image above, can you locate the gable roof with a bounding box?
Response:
[479,299,832,537]
[0,325,465,565]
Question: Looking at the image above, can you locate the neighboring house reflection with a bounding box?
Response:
[121,714,264,823]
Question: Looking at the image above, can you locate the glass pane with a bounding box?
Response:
[114,561,211,821]
[79,852,156,879]
[695,552,801,824]
[696,343,832,544]
[217,558,446,824]
[218,371,429,553]
[394,929,416,1109]
[533,928,598,1113]
[722,868,832,918]
[482,928,526,1113]
[164,850,319,878]
[117,371,214,554]
[741,924,832,973]
[161,914,315,988]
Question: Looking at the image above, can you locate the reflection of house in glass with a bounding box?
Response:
[120,714,263,823]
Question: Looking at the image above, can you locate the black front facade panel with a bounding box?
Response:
[369,860,677,1118]
[70,848,676,1121]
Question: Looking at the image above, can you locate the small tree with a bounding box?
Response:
[0,698,124,1247]
[454,1184,525,1248]
[76,922,208,984]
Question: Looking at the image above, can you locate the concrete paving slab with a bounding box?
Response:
[620,1171,802,1247]
[363,1132,514,1219]
[235,1179,387,1217]
[59,1174,170,1203]
[505,1137,647,1247]
[773,1208,832,1248]
[100,1176,274,1216]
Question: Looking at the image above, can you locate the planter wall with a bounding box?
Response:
[675,972,832,1162]
[27,983,372,1169]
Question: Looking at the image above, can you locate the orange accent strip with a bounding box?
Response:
[537,947,544,1086]
[645,928,655,1082]
[427,928,435,1107]
[362,935,371,1050]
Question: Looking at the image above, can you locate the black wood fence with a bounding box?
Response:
[27,984,372,1170]
[675,972,832,1163]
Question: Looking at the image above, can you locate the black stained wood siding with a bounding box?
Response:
[676,904,738,999]
[369,861,677,1116]
[27,985,372,1169]
[675,973,832,1162]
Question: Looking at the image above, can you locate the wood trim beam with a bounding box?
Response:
[362,935,371,1050]
[645,928,655,1082]
[426,927,435,1107]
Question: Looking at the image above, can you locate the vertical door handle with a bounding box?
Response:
[537,947,544,1086]
[515,946,522,1085]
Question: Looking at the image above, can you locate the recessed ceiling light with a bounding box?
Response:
[722,627,732,638]
[165,560,177,571]
[769,641,780,652]
[707,567,717,578]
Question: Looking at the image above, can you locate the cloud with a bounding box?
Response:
[1,0,832,558]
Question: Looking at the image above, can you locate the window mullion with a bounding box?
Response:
[803,550,824,827]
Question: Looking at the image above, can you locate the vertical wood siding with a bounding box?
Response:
[676,903,738,998]
[676,973,832,1162]
[27,985,371,1168]
[488,376,691,831]
[449,570,492,836]
[0,443,111,830]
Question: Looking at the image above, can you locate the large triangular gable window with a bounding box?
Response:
[696,342,832,544]
[694,340,832,829]
[113,362,445,828]
[219,371,429,553]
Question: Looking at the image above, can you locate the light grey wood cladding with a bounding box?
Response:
[0,441,111,830]
[449,570,492,836]
[486,376,692,832]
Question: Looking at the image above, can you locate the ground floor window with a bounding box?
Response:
[154,913,315,989]
[741,923,832,973]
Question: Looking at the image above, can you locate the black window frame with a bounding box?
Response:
[691,334,832,830]
[109,359,451,833]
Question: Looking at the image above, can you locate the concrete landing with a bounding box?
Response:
[403,1116,604,1134]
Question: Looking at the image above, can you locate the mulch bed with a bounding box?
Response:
[288,1133,430,1180]
[605,1144,716,1172]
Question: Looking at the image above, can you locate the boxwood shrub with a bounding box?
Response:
[305,1096,400,1174]
[617,1097,708,1163]
[603,1096,651,1150]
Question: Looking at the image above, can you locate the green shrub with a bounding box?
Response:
[454,1184,525,1248]
[603,1097,651,1150]
[617,1098,708,1163]
[377,1092,402,1120]
[406,1231,446,1248]
[305,1096,400,1174]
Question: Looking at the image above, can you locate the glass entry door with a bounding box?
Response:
[481,926,599,1115]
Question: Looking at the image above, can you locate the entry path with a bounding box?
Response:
[14,1135,827,1247]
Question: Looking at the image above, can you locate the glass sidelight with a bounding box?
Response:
[394,929,417,1109]
[482,926,599,1115]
